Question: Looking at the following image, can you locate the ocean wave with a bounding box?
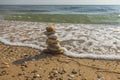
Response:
[0,5,120,14]
[1,20,120,60]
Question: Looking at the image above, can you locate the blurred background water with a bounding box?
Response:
[0,5,120,14]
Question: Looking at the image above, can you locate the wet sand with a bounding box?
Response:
[0,42,120,80]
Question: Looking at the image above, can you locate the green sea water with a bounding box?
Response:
[1,13,120,24]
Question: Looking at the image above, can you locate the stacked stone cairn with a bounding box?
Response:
[43,25,64,54]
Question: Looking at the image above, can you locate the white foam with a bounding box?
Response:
[0,37,44,50]
[1,36,120,60]
[1,20,120,60]
[63,47,120,60]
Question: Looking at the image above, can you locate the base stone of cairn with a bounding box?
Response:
[43,25,64,54]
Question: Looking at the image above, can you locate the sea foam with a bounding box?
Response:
[1,37,120,60]
[1,20,120,60]
[63,47,120,60]
[0,37,44,50]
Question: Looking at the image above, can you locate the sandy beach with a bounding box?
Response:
[1,20,120,80]
[1,42,120,80]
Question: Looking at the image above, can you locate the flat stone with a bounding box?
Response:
[71,69,77,74]
[68,77,73,80]
[33,74,41,78]
[21,63,28,68]
[68,74,75,78]
[0,70,7,76]
[44,31,55,35]
[2,62,9,65]
[59,69,66,74]
[18,73,23,76]
[49,73,54,78]
[52,70,58,74]
[32,58,36,61]
[48,33,58,39]
[56,78,63,80]
[31,70,37,73]
[0,65,10,68]
[46,39,60,45]
[49,70,58,78]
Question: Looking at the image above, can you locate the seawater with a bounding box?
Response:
[1,20,120,60]
[1,5,120,60]
[0,5,120,14]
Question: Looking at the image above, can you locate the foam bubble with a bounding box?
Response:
[1,20,120,60]
[1,37,120,60]
[0,37,44,50]
[63,47,120,60]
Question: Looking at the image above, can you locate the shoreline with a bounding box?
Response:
[1,20,120,79]
[1,36,120,60]
[0,41,120,80]
[1,20,120,58]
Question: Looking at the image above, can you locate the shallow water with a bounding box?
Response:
[1,20,120,59]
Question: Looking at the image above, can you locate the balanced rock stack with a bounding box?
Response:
[43,26,64,54]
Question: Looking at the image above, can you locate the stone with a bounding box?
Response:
[20,66,25,71]
[47,46,61,51]
[56,78,63,80]
[49,69,58,78]
[71,69,77,74]
[21,63,28,68]
[2,62,9,65]
[0,70,7,76]
[44,25,64,54]
[0,65,10,68]
[59,69,66,74]
[33,74,41,78]
[38,67,42,70]
[18,73,23,76]
[52,70,58,74]
[31,70,37,73]
[5,64,10,68]
[44,31,56,35]
[46,25,55,32]
[12,75,15,77]
[68,74,75,78]
[97,74,104,80]
[68,77,73,80]
[32,58,36,61]
[0,62,9,68]
[46,39,60,45]
[49,72,55,78]
[48,33,58,39]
